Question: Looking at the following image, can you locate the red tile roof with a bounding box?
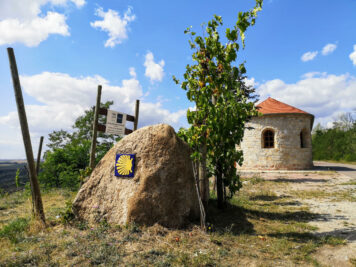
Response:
[257,97,312,115]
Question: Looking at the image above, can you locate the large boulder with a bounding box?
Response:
[72,124,199,228]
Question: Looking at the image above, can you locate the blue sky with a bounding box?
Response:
[0,0,356,159]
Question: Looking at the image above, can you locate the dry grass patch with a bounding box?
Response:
[290,189,356,202]
[0,183,347,266]
[341,180,356,186]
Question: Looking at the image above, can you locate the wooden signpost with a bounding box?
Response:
[89,87,140,170]
[89,85,102,170]
[36,136,44,175]
[96,105,139,134]
[7,48,46,224]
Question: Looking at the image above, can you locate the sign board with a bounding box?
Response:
[115,154,135,177]
[105,110,127,135]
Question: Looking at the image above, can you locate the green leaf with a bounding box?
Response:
[172,1,263,202]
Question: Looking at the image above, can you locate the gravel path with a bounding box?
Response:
[244,163,356,266]
[314,161,356,179]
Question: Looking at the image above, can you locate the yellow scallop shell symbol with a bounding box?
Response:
[116,155,133,176]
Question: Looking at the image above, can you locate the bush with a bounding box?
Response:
[39,140,91,189]
[38,101,121,189]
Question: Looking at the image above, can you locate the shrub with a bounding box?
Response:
[38,101,121,189]
[59,200,75,224]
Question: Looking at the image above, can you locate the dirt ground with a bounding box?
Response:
[241,163,356,267]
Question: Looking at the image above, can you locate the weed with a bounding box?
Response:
[218,248,229,257]
[0,187,6,197]
[349,257,356,266]
[341,180,356,186]
[59,200,75,224]
[74,220,88,230]
[85,241,121,265]
[317,171,337,175]
[0,190,25,212]
[320,235,346,246]
[126,222,142,234]
[290,190,331,199]
[1,252,40,266]
[241,175,265,185]
[15,168,20,189]
[289,189,356,202]
[0,217,29,244]
[99,218,111,230]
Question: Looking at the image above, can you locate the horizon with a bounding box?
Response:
[1,0,356,159]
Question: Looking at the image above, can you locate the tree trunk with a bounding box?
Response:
[205,170,210,204]
[199,142,208,210]
[223,180,226,203]
[216,165,224,209]
[192,161,206,230]
[212,176,217,195]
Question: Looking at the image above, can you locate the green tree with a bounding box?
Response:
[312,113,356,162]
[174,1,262,209]
[39,101,121,189]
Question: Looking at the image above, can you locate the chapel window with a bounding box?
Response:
[263,129,275,148]
[300,129,307,148]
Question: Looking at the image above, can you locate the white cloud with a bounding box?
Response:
[257,72,356,128]
[21,70,143,109]
[301,72,327,79]
[244,77,259,87]
[129,67,137,78]
[139,103,186,127]
[0,0,85,21]
[144,51,165,83]
[301,51,318,62]
[321,43,337,55]
[90,7,135,48]
[0,0,84,46]
[0,12,69,47]
[0,69,186,158]
[349,45,356,66]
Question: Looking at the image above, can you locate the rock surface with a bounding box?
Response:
[72,124,199,228]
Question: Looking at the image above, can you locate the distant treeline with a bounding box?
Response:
[312,113,356,162]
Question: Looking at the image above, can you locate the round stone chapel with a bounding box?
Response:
[240,97,314,170]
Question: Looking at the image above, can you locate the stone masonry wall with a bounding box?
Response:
[239,114,313,170]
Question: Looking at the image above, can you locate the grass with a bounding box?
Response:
[350,257,356,266]
[341,180,356,186]
[315,170,337,175]
[0,181,348,266]
[241,175,265,185]
[290,188,356,202]
[317,159,356,166]
[0,217,29,244]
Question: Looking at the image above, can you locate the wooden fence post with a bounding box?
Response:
[89,85,102,170]
[7,47,46,224]
[134,99,140,131]
[36,136,44,175]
